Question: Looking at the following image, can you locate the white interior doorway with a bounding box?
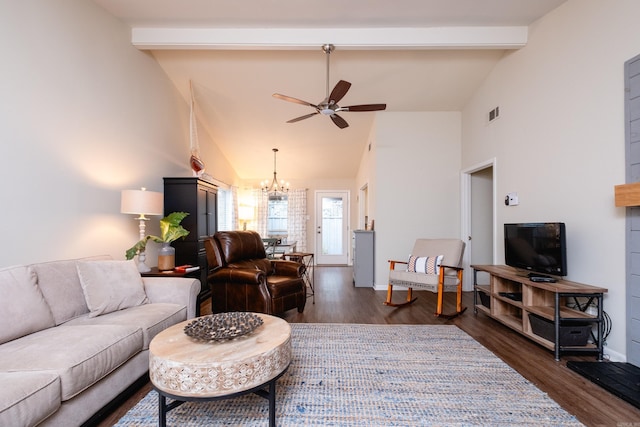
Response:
[358,184,369,230]
[461,159,496,291]
[315,190,350,265]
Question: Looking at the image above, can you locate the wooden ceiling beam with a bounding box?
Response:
[131,26,528,50]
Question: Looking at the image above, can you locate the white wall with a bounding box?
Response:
[462,0,640,360]
[356,124,376,233]
[362,112,462,289]
[0,0,236,267]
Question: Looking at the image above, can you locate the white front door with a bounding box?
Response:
[315,191,349,265]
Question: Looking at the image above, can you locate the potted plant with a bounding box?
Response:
[126,211,190,271]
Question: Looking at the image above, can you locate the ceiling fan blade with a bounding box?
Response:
[329,80,351,104]
[340,104,387,112]
[330,114,349,129]
[287,112,319,123]
[273,93,318,108]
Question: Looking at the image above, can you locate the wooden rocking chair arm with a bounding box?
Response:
[388,260,407,270]
[440,264,463,271]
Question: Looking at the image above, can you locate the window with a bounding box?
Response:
[217,188,233,231]
[322,196,344,255]
[253,188,306,251]
[267,195,287,237]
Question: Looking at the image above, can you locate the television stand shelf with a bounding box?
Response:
[471,265,608,361]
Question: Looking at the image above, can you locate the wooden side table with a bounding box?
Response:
[149,314,291,427]
[140,266,200,277]
[284,252,314,303]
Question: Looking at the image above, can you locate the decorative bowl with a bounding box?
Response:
[184,312,264,342]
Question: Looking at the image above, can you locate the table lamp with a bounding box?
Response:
[121,188,163,272]
[238,205,254,230]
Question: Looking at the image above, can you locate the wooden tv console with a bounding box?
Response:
[471,265,608,361]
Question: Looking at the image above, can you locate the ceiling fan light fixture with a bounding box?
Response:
[272,44,387,129]
[322,44,334,55]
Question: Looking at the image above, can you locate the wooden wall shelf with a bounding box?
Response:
[615,182,640,206]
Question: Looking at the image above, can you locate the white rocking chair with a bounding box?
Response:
[385,238,466,318]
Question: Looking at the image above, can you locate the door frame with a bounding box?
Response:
[315,190,350,265]
[461,158,497,291]
[358,183,368,231]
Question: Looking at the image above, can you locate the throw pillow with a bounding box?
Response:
[407,255,443,274]
[77,260,148,317]
[31,255,111,325]
[0,265,55,344]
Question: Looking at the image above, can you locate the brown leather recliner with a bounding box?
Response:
[204,230,306,315]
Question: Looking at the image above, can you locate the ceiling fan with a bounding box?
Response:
[273,44,386,129]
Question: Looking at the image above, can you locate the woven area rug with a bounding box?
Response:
[116,324,583,426]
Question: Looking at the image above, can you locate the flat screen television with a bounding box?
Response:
[504,222,567,277]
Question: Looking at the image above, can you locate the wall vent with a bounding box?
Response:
[489,106,500,122]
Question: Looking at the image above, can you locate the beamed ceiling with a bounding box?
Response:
[92,0,566,182]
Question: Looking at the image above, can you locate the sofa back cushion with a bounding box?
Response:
[77,260,149,317]
[0,265,55,344]
[215,231,268,265]
[32,255,111,325]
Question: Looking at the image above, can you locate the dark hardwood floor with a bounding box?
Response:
[99,266,640,427]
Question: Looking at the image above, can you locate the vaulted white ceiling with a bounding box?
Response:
[92,0,566,183]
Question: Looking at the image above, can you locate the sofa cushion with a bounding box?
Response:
[77,260,149,317]
[0,265,55,345]
[0,371,60,427]
[63,303,186,349]
[32,255,111,325]
[267,275,306,298]
[388,270,461,293]
[0,324,143,401]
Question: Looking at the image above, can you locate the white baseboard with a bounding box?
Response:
[604,347,626,362]
[374,284,413,291]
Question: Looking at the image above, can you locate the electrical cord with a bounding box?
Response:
[601,310,612,343]
[566,297,611,344]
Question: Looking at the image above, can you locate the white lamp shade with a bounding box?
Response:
[121,189,163,215]
[238,205,254,221]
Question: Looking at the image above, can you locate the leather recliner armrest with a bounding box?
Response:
[271,260,305,277]
[209,267,265,284]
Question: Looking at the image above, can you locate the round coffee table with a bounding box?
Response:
[149,313,291,427]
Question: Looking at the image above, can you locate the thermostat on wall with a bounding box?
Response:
[505,192,519,206]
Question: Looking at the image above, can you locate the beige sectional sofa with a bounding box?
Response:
[0,256,200,427]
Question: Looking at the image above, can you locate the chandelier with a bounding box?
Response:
[261,148,289,194]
